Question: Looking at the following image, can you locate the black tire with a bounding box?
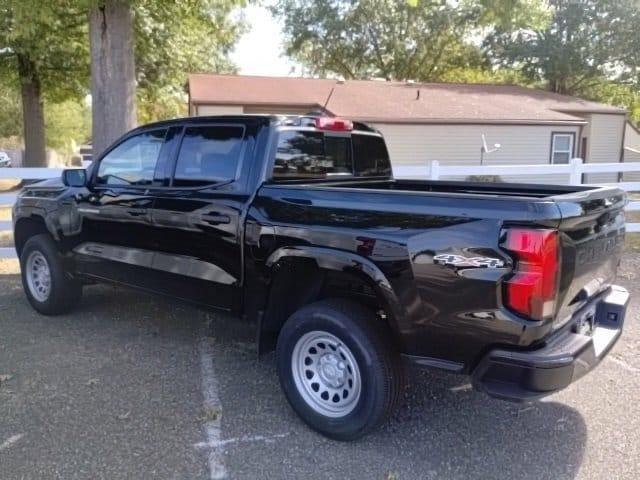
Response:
[20,234,82,315]
[276,298,404,441]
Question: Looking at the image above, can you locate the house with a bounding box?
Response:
[626,122,640,163]
[187,73,634,183]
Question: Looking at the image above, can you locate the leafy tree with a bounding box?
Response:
[581,80,640,126]
[0,1,88,166]
[271,0,547,81]
[485,0,640,95]
[0,75,90,157]
[0,72,23,141]
[272,0,479,81]
[134,0,244,124]
[45,99,92,157]
[438,67,533,86]
[2,0,244,161]
[88,0,245,155]
[475,0,550,30]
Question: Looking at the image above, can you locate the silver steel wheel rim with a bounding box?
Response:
[291,330,361,418]
[26,251,51,302]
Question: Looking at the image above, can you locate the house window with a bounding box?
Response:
[550,133,574,164]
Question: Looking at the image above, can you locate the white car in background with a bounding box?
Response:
[0,151,11,167]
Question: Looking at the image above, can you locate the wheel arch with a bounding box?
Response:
[14,215,50,257]
[257,246,406,355]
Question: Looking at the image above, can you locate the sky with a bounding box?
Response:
[230,4,301,77]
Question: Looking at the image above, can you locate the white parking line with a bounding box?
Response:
[198,335,227,480]
[0,434,24,452]
[195,433,289,450]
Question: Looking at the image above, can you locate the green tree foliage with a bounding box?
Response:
[0,74,90,155]
[85,0,245,153]
[0,1,89,101]
[475,0,550,30]
[438,66,533,85]
[45,99,91,156]
[272,0,480,81]
[0,72,23,141]
[1,0,244,159]
[582,80,640,126]
[485,0,640,95]
[134,0,245,123]
[271,0,547,81]
[0,0,88,165]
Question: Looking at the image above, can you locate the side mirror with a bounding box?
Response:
[62,168,87,187]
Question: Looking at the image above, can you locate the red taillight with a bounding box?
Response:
[314,117,353,131]
[503,228,560,321]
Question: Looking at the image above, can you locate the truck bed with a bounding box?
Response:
[306,178,601,199]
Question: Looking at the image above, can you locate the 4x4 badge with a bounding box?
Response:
[433,253,504,269]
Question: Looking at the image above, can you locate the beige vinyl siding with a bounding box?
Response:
[625,148,640,162]
[195,105,244,115]
[371,123,580,184]
[626,121,640,150]
[583,114,625,183]
[623,123,640,181]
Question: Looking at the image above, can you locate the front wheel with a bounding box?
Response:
[276,299,403,440]
[20,234,82,315]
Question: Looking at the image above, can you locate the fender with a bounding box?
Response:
[13,207,61,242]
[265,245,408,333]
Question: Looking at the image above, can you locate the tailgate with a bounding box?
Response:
[552,186,627,328]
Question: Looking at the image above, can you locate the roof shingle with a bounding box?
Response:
[188,73,626,124]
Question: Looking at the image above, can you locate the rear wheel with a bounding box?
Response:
[20,234,82,315]
[276,299,403,440]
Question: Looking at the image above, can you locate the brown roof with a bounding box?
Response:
[188,73,626,125]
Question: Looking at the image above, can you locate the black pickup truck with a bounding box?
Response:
[13,115,629,440]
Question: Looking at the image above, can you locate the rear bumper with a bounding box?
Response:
[471,285,629,402]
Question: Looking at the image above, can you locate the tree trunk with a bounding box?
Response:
[89,0,137,158]
[17,54,47,168]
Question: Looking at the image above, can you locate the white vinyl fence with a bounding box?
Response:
[0,159,639,259]
[394,158,640,232]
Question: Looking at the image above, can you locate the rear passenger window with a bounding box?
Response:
[352,134,391,177]
[273,130,352,179]
[96,129,167,186]
[173,126,244,187]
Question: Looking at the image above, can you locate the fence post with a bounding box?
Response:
[569,157,583,185]
[429,160,440,180]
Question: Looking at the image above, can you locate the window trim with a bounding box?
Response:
[91,127,169,189]
[169,123,247,188]
[549,132,576,164]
